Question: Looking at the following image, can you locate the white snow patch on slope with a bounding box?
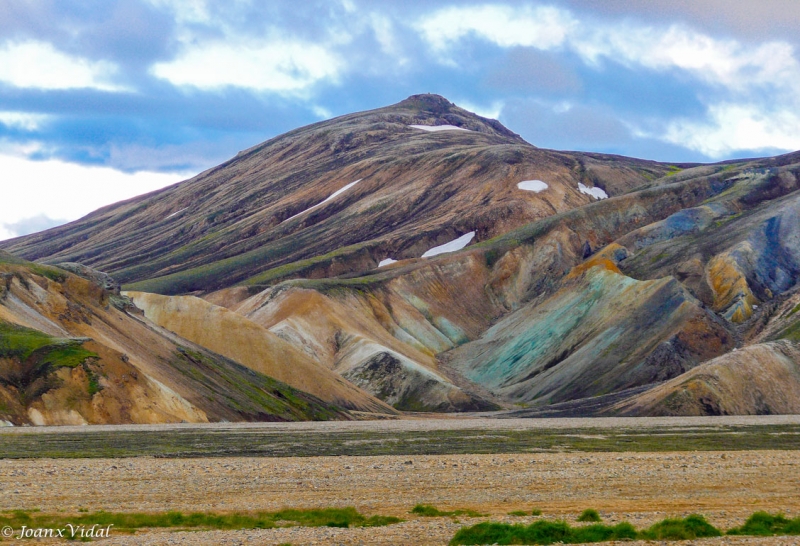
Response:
[165,207,188,219]
[0,420,13,427]
[378,258,397,267]
[284,179,362,222]
[410,124,472,132]
[422,231,475,258]
[578,182,608,200]
[517,180,548,193]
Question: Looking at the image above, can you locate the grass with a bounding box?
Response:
[639,514,721,540]
[412,505,486,518]
[507,510,543,517]
[577,509,601,522]
[727,511,800,536]
[0,253,67,283]
[1,422,799,459]
[450,514,741,544]
[0,507,402,536]
[450,520,637,545]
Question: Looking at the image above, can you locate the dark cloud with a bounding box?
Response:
[484,48,583,95]
[560,0,800,44]
[501,97,709,162]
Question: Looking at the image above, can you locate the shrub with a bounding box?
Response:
[727,512,800,536]
[577,509,601,522]
[640,514,721,540]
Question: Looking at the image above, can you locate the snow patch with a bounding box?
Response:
[378,258,397,267]
[0,420,13,427]
[517,180,548,193]
[284,179,362,222]
[422,231,475,258]
[410,124,472,132]
[578,182,608,200]
[165,207,187,219]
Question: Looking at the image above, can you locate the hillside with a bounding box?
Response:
[0,251,385,425]
[3,95,800,419]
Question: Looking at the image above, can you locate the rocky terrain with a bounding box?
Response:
[2,94,800,419]
[1,447,798,544]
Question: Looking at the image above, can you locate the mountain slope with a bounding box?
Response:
[0,251,354,425]
[125,291,397,413]
[1,94,675,296]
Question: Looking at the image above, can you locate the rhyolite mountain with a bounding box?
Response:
[3,94,800,423]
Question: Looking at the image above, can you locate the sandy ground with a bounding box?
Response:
[1,449,799,544]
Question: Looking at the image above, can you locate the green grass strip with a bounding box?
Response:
[450,520,638,545]
[0,507,401,535]
[411,504,486,518]
[449,514,744,545]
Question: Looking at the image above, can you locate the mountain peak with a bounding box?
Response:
[397,93,455,114]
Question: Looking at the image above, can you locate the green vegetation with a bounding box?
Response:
[449,520,637,545]
[788,303,800,317]
[774,318,800,342]
[0,321,98,380]
[639,514,721,540]
[450,513,800,544]
[531,509,542,516]
[1,422,800,459]
[0,252,67,283]
[577,509,601,522]
[508,511,529,517]
[169,347,344,422]
[0,507,401,536]
[411,504,486,518]
[727,511,800,536]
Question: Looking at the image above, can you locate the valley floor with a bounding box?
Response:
[1,416,799,544]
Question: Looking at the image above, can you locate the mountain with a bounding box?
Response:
[3,94,800,420]
[1,94,674,295]
[0,251,386,425]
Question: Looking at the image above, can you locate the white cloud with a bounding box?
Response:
[0,111,50,131]
[0,154,186,241]
[572,24,800,92]
[0,41,125,91]
[418,5,575,53]
[663,104,800,158]
[456,99,505,120]
[145,0,212,25]
[151,39,342,93]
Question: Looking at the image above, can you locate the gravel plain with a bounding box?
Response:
[1,449,799,544]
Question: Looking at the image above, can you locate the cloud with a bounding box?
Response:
[417,3,800,159]
[663,104,800,158]
[0,214,69,239]
[418,4,575,53]
[0,152,185,241]
[0,111,50,131]
[484,47,582,95]
[151,38,342,93]
[0,40,125,91]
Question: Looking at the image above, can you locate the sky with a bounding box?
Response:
[2,0,800,240]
